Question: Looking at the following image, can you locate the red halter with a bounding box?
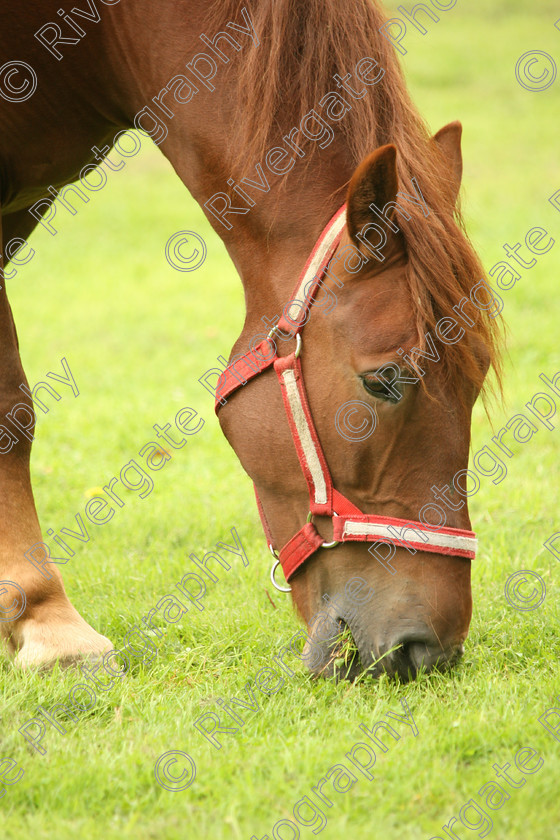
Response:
[214,205,477,590]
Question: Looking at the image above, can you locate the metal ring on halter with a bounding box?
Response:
[267,326,302,360]
[268,544,291,592]
[306,511,340,549]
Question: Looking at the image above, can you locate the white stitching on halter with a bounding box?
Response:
[286,208,348,325]
[282,368,328,506]
[341,520,477,554]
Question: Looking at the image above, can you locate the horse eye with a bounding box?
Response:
[361,366,403,403]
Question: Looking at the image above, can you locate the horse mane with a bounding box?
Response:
[208,0,503,403]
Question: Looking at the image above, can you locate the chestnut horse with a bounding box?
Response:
[0,0,500,678]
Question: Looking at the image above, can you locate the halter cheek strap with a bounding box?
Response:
[215,205,477,589]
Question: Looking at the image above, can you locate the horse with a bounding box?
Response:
[0,0,501,679]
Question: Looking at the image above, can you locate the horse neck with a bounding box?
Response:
[204,168,351,329]
[98,2,354,323]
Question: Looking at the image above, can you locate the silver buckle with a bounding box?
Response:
[268,544,291,593]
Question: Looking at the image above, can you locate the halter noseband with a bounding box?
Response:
[214,205,477,591]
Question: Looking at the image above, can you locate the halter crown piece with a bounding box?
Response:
[215,205,477,592]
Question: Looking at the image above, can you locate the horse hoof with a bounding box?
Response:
[10,617,113,671]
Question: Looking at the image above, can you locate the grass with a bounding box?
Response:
[1,1,559,838]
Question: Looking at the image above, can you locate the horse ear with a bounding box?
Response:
[346,144,399,245]
[432,121,462,205]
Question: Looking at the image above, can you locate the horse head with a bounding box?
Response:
[218,124,499,680]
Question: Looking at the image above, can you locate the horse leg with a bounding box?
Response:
[0,207,112,669]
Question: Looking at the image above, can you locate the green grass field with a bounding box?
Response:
[1,1,559,838]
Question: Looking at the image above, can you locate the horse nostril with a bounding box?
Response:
[402,641,439,672]
[391,638,463,679]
